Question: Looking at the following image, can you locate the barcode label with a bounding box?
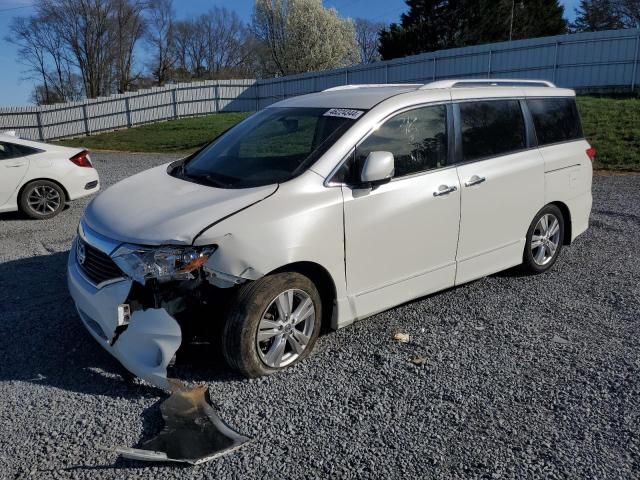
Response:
[323,108,364,120]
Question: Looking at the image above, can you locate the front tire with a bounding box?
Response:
[522,204,564,274]
[19,180,66,219]
[222,272,322,378]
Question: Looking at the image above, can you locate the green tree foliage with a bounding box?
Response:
[572,0,626,31]
[379,0,567,60]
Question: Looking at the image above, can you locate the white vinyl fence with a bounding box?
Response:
[1,28,638,141]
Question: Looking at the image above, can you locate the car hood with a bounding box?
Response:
[83,163,278,246]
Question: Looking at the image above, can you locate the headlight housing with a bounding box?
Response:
[112,244,216,285]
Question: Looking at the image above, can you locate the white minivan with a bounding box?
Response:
[67,79,593,388]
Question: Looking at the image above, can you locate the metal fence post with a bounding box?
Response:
[82,102,91,136]
[215,83,221,112]
[487,50,492,78]
[36,110,45,141]
[433,57,437,80]
[552,41,559,83]
[125,96,132,128]
[631,31,639,92]
[172,86,178,119]
[253,82,258,111]
[385,63,389,83]
[345,67,349,85]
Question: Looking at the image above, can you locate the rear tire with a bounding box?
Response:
[222,272,322,378]
[19,180,66,220]
[522,204,564,274]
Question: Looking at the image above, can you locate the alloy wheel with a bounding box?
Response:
[256,289,316,368]
[531,213,561,266]
[27,185,61,215]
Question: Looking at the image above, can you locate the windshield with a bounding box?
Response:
[180,107,361,188]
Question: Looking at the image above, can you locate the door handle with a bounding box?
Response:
[5,162,26,168]
[433,185,458,197]
[465,175,486,187]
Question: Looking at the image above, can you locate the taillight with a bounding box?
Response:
[586,147,596,162]
[70,150,92,167]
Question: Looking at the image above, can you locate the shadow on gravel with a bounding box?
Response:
[0,251,239,400]
[0,211,25,221]
[490,265,529,278]
[0,204,72,221]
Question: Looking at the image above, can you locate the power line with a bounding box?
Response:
[0,4,36,14]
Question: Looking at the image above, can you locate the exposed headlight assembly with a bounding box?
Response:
[112,244,216,285]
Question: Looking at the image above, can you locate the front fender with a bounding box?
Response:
[195,171,351,325]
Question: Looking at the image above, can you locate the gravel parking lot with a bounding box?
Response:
[0,153,638,479]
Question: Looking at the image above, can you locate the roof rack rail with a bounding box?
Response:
[323,83,423,92]
[420,79,556,89]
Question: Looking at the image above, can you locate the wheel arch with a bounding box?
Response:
[268,261,337,333]
[18,177,70,204]
[548,201,572,245]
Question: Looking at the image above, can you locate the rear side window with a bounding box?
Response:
[459,100,526,162]
[527,97,583,146]
[0,141,39,160]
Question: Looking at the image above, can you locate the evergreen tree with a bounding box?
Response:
[379,0,449,60]
[618,0,640,27]
[572,0,625,31]
[379,0,567,60]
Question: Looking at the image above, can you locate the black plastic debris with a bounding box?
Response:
[115,381,251,465]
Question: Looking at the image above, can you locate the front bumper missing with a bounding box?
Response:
[67,241,182,390]
[113,382,251,464]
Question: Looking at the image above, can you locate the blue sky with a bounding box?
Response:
[0,0,580,106]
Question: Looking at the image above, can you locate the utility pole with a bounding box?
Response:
[509,0,515,41]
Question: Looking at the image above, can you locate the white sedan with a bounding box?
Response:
[0,132,99,219]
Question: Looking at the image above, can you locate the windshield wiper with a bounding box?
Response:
[183,171,237,188]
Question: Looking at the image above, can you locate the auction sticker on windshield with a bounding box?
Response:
[323,108,364,119]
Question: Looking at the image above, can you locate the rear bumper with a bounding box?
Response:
[567,191,592,241]
[65,168,100,201]
[67,238,181,389]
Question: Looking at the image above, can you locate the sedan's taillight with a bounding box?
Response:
[586,147,596,162]
[70,150,92,167]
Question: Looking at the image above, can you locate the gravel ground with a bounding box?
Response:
[0,153,638,479]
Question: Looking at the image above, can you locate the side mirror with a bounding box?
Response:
[360,151,394,186]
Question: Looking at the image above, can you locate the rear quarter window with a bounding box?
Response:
[527,97,583,146]
[0,142,40,159]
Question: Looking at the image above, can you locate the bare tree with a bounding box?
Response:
[201,8,254,77]
[354,18,384,64]
[36,11,77,102]
[111,0,146,93]
[146,0,175,86]
[7,0,149,101]
[39,0,116,98]
[6,17,51,103]
[6,13,80,104]
[171,20,191,77]
[170,9,256,81]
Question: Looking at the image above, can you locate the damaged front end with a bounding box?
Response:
[67,225,249,390]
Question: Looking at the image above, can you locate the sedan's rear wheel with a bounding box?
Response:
[222,272,322,378]
[19,180,66,219]
[522,204,564,274]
